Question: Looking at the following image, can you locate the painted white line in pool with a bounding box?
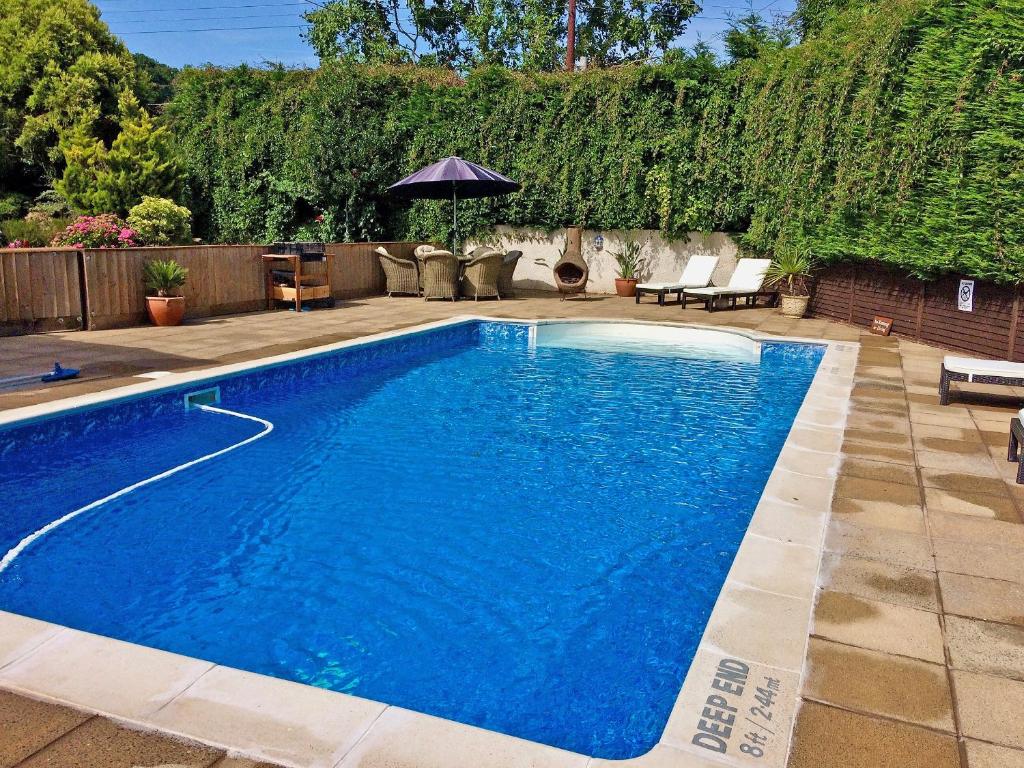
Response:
[0,404,273,574]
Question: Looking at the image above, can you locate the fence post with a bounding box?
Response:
[915,281,925,341]
[847,267,856,324]
[1009,285,1021,362]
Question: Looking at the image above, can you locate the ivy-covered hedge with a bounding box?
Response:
[167,0,1024,282]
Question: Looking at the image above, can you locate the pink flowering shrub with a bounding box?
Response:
[50,214,138,249]
[6,239,30,248]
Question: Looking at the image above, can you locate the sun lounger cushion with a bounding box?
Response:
[943,356,1024,381]
[636,255,719,291]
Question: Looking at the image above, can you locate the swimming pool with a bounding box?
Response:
[0,319,825,760]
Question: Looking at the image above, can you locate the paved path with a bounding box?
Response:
[2,292,1023,767]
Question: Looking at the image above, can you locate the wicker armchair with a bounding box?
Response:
[375,246,419,297]
[421,250,460,301]
[461,251,503,301]
[414,244,435,259]
[497,250,523,298]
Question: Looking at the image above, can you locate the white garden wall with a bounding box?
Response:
[466,227,740,294]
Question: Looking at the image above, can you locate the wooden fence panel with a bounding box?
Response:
[810,263,1024,360]
[83,245,269,329]
[919,276,1014,359]
[850,268,922,337]
[326,241,419,299]
[84,242,418,328]
[0,249,82,335]
[808,266,854,322]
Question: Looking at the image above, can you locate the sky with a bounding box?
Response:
[93,0,796,70]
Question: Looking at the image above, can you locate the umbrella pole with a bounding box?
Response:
[452,187,458,257]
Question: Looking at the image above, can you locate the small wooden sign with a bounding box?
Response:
[870,316,894,336]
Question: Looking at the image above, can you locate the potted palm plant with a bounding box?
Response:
[766,249,815,318]
[143,258,189,326]
[612,238,647,297]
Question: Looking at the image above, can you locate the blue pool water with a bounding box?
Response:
[0,321,822,758]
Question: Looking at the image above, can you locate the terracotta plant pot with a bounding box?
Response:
[615,278,638,297]
[146,296,185,326]
[779,294,810,319]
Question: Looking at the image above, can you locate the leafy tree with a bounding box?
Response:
[57,93,179,215]
[0,0,137,192]
[722,11,793,61]
[133,53,179,106]
[304,0,697,70]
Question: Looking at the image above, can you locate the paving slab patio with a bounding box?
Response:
[4,292,1024,767]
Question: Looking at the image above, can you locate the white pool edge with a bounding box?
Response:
[0,317,857,768]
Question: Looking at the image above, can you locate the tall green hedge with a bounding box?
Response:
[167,0,1024,282]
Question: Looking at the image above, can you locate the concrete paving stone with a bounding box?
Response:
[336,707,587,768]
[811,590,945,663]
[946,614,1024,682]
[839,428,913,450]
[0,629,213,720]
[801,638,954,731]
[924,486,1020,522]
[786,700,960,768]
[934,537,1024,583]
[148,664,386,768]
[915,450,1001,477]
[747,499,828,548]
[588,745,728,768]
[0,692,92,768]
[761,471,835,514]
[0,612,62,671]
[954,669,1024,749]
[843,412,912,434]
[912,435,991,455]
[929,511,1024,548]
[819,553,938,611]
[701,582,812,671]
[963,740,1024,768]
[908,409,976,429]
[939,571,1024,626]
[824,519,934,570]
[210,757,283,768]
[840,439,916,466]
[831,476,925,533]
[919,467,1014,496]
[836,457,918,486]
[15,716,223,768]
[727,535,821,600]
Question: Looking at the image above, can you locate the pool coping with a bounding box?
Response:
[0,316,858,768]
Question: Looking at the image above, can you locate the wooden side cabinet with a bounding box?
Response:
[262,253,334,312]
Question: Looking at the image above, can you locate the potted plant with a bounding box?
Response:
[766,248,815,318]
[143,259,189,326]
[611,238,646,297]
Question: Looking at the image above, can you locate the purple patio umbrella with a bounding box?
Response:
[387,156,521,254]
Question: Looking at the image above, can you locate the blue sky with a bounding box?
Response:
[94,0,796,69]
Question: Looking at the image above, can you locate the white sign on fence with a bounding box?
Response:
[958,279,975,312]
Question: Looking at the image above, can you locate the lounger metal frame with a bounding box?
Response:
[938,363,1024,406]
[681,289,778,312]
[635,285,689,305]
[1007,417,1024,484]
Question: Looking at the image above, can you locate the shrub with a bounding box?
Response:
[27,189,72,219]
[1,216,73,247]
[142,258,188,296]
[0,193,29,219]
[50,214,138,249]
[127,196,192,245]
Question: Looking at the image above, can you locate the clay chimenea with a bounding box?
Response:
[553,226,589,300]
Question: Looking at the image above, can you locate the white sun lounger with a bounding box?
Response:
[681,258,776,312]
[939,355,1024,405]
[634,255,720,306]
